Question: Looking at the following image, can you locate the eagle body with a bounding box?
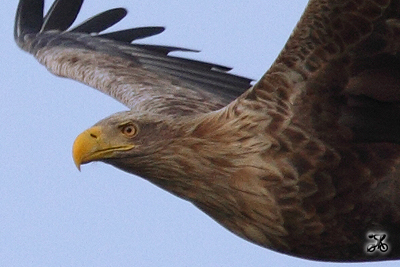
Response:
[15,0,400,261]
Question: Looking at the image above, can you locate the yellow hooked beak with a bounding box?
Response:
[72,126,135,171]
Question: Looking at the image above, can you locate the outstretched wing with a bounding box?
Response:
[15,0,252,116]
[244,0,400,145]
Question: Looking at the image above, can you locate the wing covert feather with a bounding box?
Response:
[241,0,400,145]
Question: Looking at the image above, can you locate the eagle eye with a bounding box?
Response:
[120,123,138,137]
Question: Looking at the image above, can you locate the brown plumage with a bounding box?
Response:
[15,0,400,261]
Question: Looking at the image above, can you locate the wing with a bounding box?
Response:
[243,0,400,144]
[14,0,252,116]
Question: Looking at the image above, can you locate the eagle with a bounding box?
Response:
[14,0,400,262]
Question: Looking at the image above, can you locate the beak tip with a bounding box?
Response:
[74,160,82,172]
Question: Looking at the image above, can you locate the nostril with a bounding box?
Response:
[90,133,97,138]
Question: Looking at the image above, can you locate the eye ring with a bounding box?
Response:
[121,123,138,137]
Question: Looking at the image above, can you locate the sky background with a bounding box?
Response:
[1,0,398,266]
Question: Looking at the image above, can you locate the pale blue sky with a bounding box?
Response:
[1,0,398,266]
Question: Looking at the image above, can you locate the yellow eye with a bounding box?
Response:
[121,124,137,137]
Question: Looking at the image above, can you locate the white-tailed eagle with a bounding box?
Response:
[15,0,400,261]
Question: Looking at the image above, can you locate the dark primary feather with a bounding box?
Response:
[70,8,127,33]
[41,0,83,32]
[99,27,166,43]
[14,0,43,40]
[132,44,200,55]
[14,0,252,115]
